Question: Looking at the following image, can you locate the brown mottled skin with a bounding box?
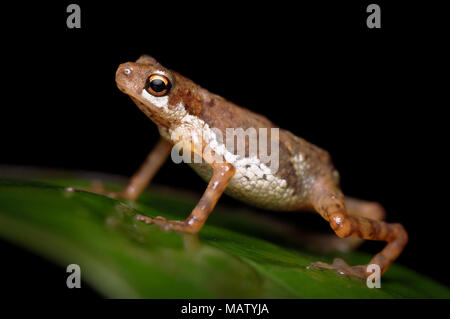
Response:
[95,55,408,280]
[145,57,335,201]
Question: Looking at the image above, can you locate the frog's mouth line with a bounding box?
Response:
[115,81,128,94]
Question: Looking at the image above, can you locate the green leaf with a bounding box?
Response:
[0,175,449,298]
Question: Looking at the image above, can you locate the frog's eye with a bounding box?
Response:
[145,74,171,97]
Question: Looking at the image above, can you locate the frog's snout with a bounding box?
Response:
[116,62,138,93]
[116,63,133,81]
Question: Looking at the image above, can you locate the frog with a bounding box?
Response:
[97,55,408,280]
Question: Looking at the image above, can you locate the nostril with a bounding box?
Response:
[123,67,132,75]
[115,63,134,82]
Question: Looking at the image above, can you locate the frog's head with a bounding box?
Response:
[116,55,203,128]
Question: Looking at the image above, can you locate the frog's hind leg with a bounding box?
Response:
[345,197,386,221]
[301,198,384,254]
[308,178,408,279]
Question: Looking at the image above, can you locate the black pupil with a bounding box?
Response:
[150,78,166,92]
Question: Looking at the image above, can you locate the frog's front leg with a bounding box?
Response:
[308,178,408,279]
[118,137,172,200]
[136,161,235,234]
[90,137,172,200]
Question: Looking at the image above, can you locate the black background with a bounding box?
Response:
[1,1,449,298]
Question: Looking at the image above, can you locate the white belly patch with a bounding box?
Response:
[151,97,302,211]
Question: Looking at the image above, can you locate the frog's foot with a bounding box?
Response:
[309,258,367,279]
[135,214,197,233]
